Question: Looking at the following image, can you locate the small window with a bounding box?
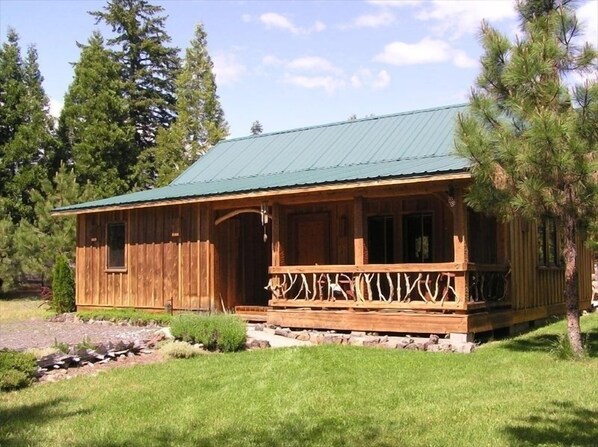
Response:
[367,216,394,263]
[538,217,559,267]
[107,223,126,269]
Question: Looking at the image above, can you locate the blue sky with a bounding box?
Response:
[1,0,596,138]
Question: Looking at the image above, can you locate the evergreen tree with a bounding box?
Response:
[250,120,263,136]
[15,165,93,283]
[58,31,133,199]
[456,0,598,357]
[90,0,180,188]
[0,29,56,223]
[154,23,228,186]
[0,212,20,292]
[51,255,75,313]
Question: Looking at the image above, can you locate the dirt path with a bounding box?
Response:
[0,320,158,350]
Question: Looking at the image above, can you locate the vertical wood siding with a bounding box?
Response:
[508,218,592,311]
[76,203,213,311]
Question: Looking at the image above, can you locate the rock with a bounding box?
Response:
[154,327,174,340]
[254,323,265,331]
[322,335,337,345]
[311,334,325,344]
[404,343,421,351]
[350,331,366,337]
[348,337,365,347]
[274,328,290,337]
[246,339,271,349]
[296,332,311,342]
[383,341,400,349]
[363,339,380,347]
[456,342,476,354]
[429,334,440,344]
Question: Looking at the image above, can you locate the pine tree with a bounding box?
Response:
[58,31,133,199]
[0,29,56,223]
[51,255,75,314]
[0,212,20,292]
[456,0,598,357]
[154,23,228,186]
[250,120,263,136]
[90,0,180,188]
[15,165,94,283]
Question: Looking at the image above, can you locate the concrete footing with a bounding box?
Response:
[449,332,474,343]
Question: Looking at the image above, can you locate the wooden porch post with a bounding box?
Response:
[199,204,215,311]
[453,187,469,304]
[271,203,282,267]
[354,196,365,265]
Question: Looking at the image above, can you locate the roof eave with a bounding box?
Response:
[52,170,471,216]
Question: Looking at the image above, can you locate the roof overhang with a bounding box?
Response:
[53,171,471,216]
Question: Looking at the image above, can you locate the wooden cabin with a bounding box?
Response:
[54,104,593,340]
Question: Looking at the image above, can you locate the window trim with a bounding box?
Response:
[106,221,127,272]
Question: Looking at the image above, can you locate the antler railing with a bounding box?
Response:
[267,263,510,311]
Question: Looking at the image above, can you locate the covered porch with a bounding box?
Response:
[214,179,510,335]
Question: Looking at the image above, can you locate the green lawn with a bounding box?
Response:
[0,296,51,323]
[1,315,597,447]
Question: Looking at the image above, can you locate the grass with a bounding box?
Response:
[0,296,52,323]
[0,314,597,447]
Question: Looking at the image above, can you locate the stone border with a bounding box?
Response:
[260,325,476,353]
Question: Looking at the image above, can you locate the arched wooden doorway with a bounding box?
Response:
[215,210,272,318]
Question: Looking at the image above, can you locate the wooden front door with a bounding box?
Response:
[290,213,330,265]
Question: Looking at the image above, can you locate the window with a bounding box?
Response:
[367,216,394,263]
[107,223,126,269]
[403,214,432,263]
[538,217,559,267]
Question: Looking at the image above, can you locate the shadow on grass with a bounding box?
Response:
[0,397,90,447]
[68,416,398,447]
[500,330,598,357]
[503,401,598,447]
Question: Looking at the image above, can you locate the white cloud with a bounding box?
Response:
[349,68,391,90]
[287,56,342,74]
[213,53,247,85]
[259,12,326,35]
[241,14,252,23]
[372,70,391,89]
[284,74,346,94]
[49,97,63,119]
[341,11,395,29]
[415,1,517,39]
[577,1,598,47]
[374,38,477,68]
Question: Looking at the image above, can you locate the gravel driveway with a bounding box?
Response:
[0,320,158,351]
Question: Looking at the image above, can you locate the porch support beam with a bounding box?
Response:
[452,188,469,306]
[353,196,365,264]
[271,203,282,267]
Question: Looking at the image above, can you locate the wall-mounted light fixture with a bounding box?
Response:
[447,186,456,208]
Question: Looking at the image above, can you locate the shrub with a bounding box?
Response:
[170,314,246,352]
[160,340,204,359]
[77,309,172,326]
[51,255,75,314]
[0,350,37,392]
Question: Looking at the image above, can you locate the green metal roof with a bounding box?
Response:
[55,104,470,212]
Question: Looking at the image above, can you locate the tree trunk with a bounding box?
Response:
[562,215,584,357]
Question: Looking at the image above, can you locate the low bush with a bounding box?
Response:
[159,340,204,359]
[0,350,37,392]
[77,309,173,326]
[170,314,246,352]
